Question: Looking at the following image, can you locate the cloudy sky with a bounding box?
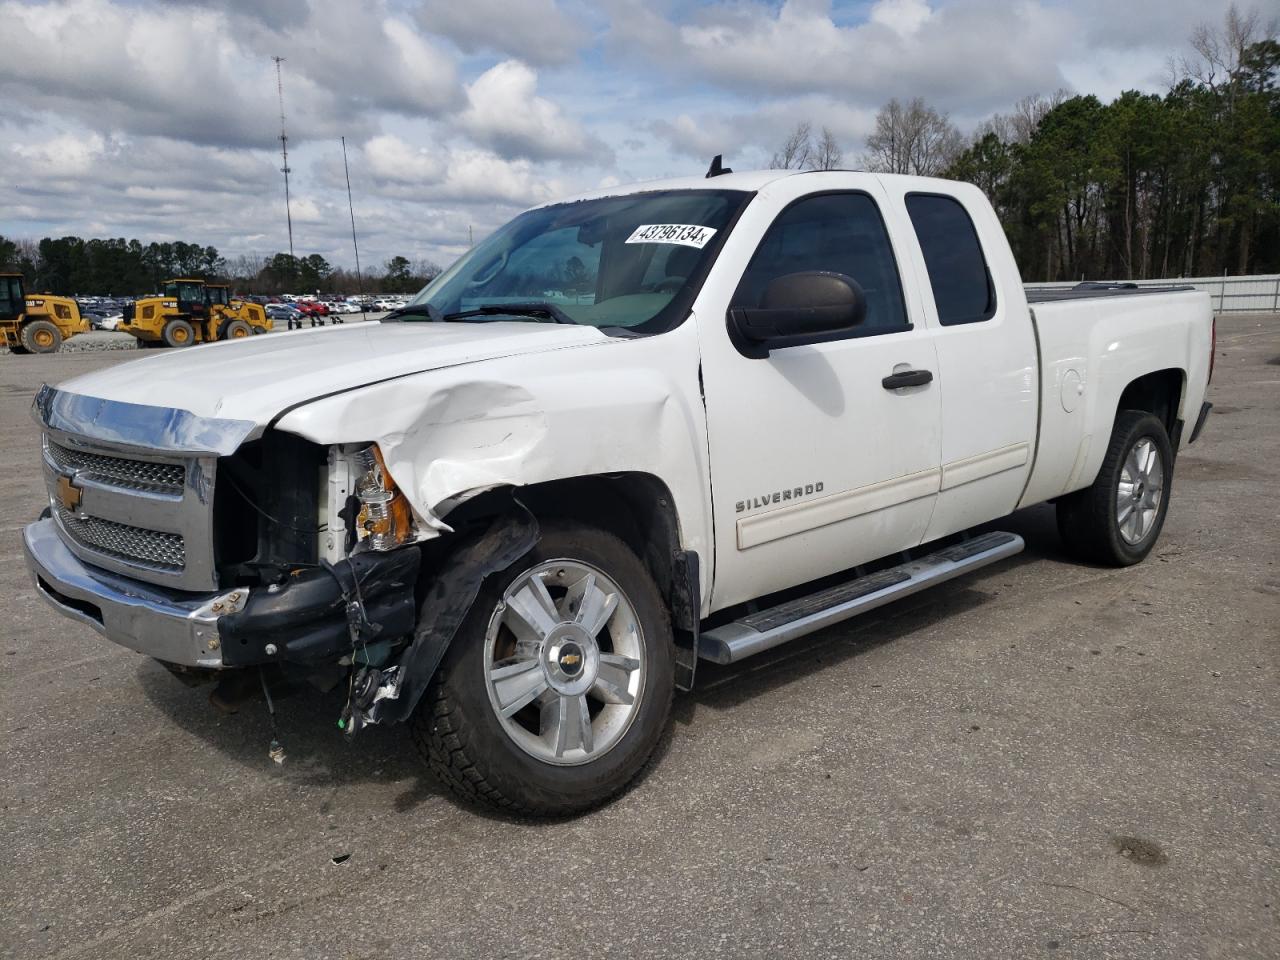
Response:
[0,0,1228,274]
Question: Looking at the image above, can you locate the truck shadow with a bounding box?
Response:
[677,501,1073,717]
[135,665,435,802]
[135,501,1078,820]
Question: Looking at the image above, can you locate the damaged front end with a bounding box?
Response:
[24,387,545,748]
[214,432,542,738]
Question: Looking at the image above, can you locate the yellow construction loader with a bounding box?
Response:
[0,273,89,354]
[121,278,271,348]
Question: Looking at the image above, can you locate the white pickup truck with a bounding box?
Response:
[24,169,1214,814]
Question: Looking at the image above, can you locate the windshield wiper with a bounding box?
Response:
[382,303,443,323]
[440,301,575,325]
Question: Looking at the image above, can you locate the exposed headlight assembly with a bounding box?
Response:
[353,445,415,551]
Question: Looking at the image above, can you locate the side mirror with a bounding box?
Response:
[728,271,867,357]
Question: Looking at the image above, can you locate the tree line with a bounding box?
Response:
[0,234,440,296]
[772,6,1279,281]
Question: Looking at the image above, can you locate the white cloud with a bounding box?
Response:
[360,133,567,206]
[658,1,1072,110]
[12,132,106,177]
[0,0,461,148]
[457,60,608,163]
[869,0,931,38]
[416,0,589,66]
[363,134,450,185]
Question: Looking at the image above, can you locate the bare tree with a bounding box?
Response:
[770,121,813,169]
[862,98,964,176]
[1174,3,1277,96]
[973,89,1071,145]
[806,127,844,170]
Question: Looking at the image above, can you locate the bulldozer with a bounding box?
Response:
[121,278,271,348]
[0,273,89,354]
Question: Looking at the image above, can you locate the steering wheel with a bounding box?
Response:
[652,276,686,293]
[466,251,508,288]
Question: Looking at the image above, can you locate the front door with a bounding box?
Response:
[697,185,943,611]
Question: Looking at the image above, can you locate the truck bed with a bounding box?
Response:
[1024,282,1195,304]
[1018,286,1213,510]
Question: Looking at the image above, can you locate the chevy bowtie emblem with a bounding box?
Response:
[560,653,581,667]
[56,474,82,512]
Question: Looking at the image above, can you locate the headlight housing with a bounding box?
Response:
[353,445,415,551]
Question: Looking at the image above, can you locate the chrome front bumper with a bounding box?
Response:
[23,517,243,668]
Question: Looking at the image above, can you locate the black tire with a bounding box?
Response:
[217,318,252,340]
[22,320,62,354]
[410,521,675,816]
[1057,410,1174,566]
[162,319,196,347]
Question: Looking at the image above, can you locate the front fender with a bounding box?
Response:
[274,324,715,614]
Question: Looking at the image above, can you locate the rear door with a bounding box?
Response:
[880,182,1039,542]
[696,177,943,610]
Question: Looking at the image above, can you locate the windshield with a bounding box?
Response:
[406,189,750,332]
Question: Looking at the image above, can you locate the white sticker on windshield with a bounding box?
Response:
[625,224,718,248]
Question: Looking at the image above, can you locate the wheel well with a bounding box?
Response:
[1116,368,1184,434]
[438,473,693,630]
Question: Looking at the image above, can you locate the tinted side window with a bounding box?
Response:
[733,193,908,335]
[905,194,995,326]
[0,279,14,318]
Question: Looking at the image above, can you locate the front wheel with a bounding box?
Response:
[411,522,674,816]
[1057,410,1174,566]
[218,318,252,340]
[162,319,195,347]
[22,320,62,354]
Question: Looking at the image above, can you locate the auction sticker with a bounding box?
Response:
[625,224,717,248]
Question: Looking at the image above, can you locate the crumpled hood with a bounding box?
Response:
[55,321,608,424]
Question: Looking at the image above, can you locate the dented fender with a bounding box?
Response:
[273,322,716,616]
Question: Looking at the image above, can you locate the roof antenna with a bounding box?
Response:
[705,154,732,178]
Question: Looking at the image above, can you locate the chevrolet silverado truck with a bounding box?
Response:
[23,170,1214,815]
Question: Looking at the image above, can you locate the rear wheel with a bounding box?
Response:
[22,320,62,354]
[1057,410,1173,566]
[218,319,252,340]
[162,319,195,347]
[411,522,674,816]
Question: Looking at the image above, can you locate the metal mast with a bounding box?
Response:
[341,136,363,297]
[272,56,295,260]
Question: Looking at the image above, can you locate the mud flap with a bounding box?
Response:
[670,550,700,692]
[367,503,540,725]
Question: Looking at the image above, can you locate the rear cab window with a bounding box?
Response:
[905,194,996,326]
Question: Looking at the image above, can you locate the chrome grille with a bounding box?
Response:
[46,440,185,494]
[53,505,186,571]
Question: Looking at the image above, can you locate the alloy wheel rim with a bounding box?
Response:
[483,559,645,767]
[1116,437,1164,544]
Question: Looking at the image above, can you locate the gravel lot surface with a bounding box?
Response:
[1,314,1276,959]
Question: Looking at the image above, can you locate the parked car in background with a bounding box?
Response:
[265,303,305,329]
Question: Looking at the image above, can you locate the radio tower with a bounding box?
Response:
[273,56,295,260]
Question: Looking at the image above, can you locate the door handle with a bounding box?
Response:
[882,369,933,390]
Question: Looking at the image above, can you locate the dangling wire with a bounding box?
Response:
[260,667,286,764]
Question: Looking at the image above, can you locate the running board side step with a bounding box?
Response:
[698,531,1024,665]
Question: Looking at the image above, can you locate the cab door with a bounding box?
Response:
[879,183,1039,543]
[695,178,943,611]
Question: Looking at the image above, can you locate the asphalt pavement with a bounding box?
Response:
[1,314,1276,959]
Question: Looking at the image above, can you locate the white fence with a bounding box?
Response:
[1024,273,1280,313]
